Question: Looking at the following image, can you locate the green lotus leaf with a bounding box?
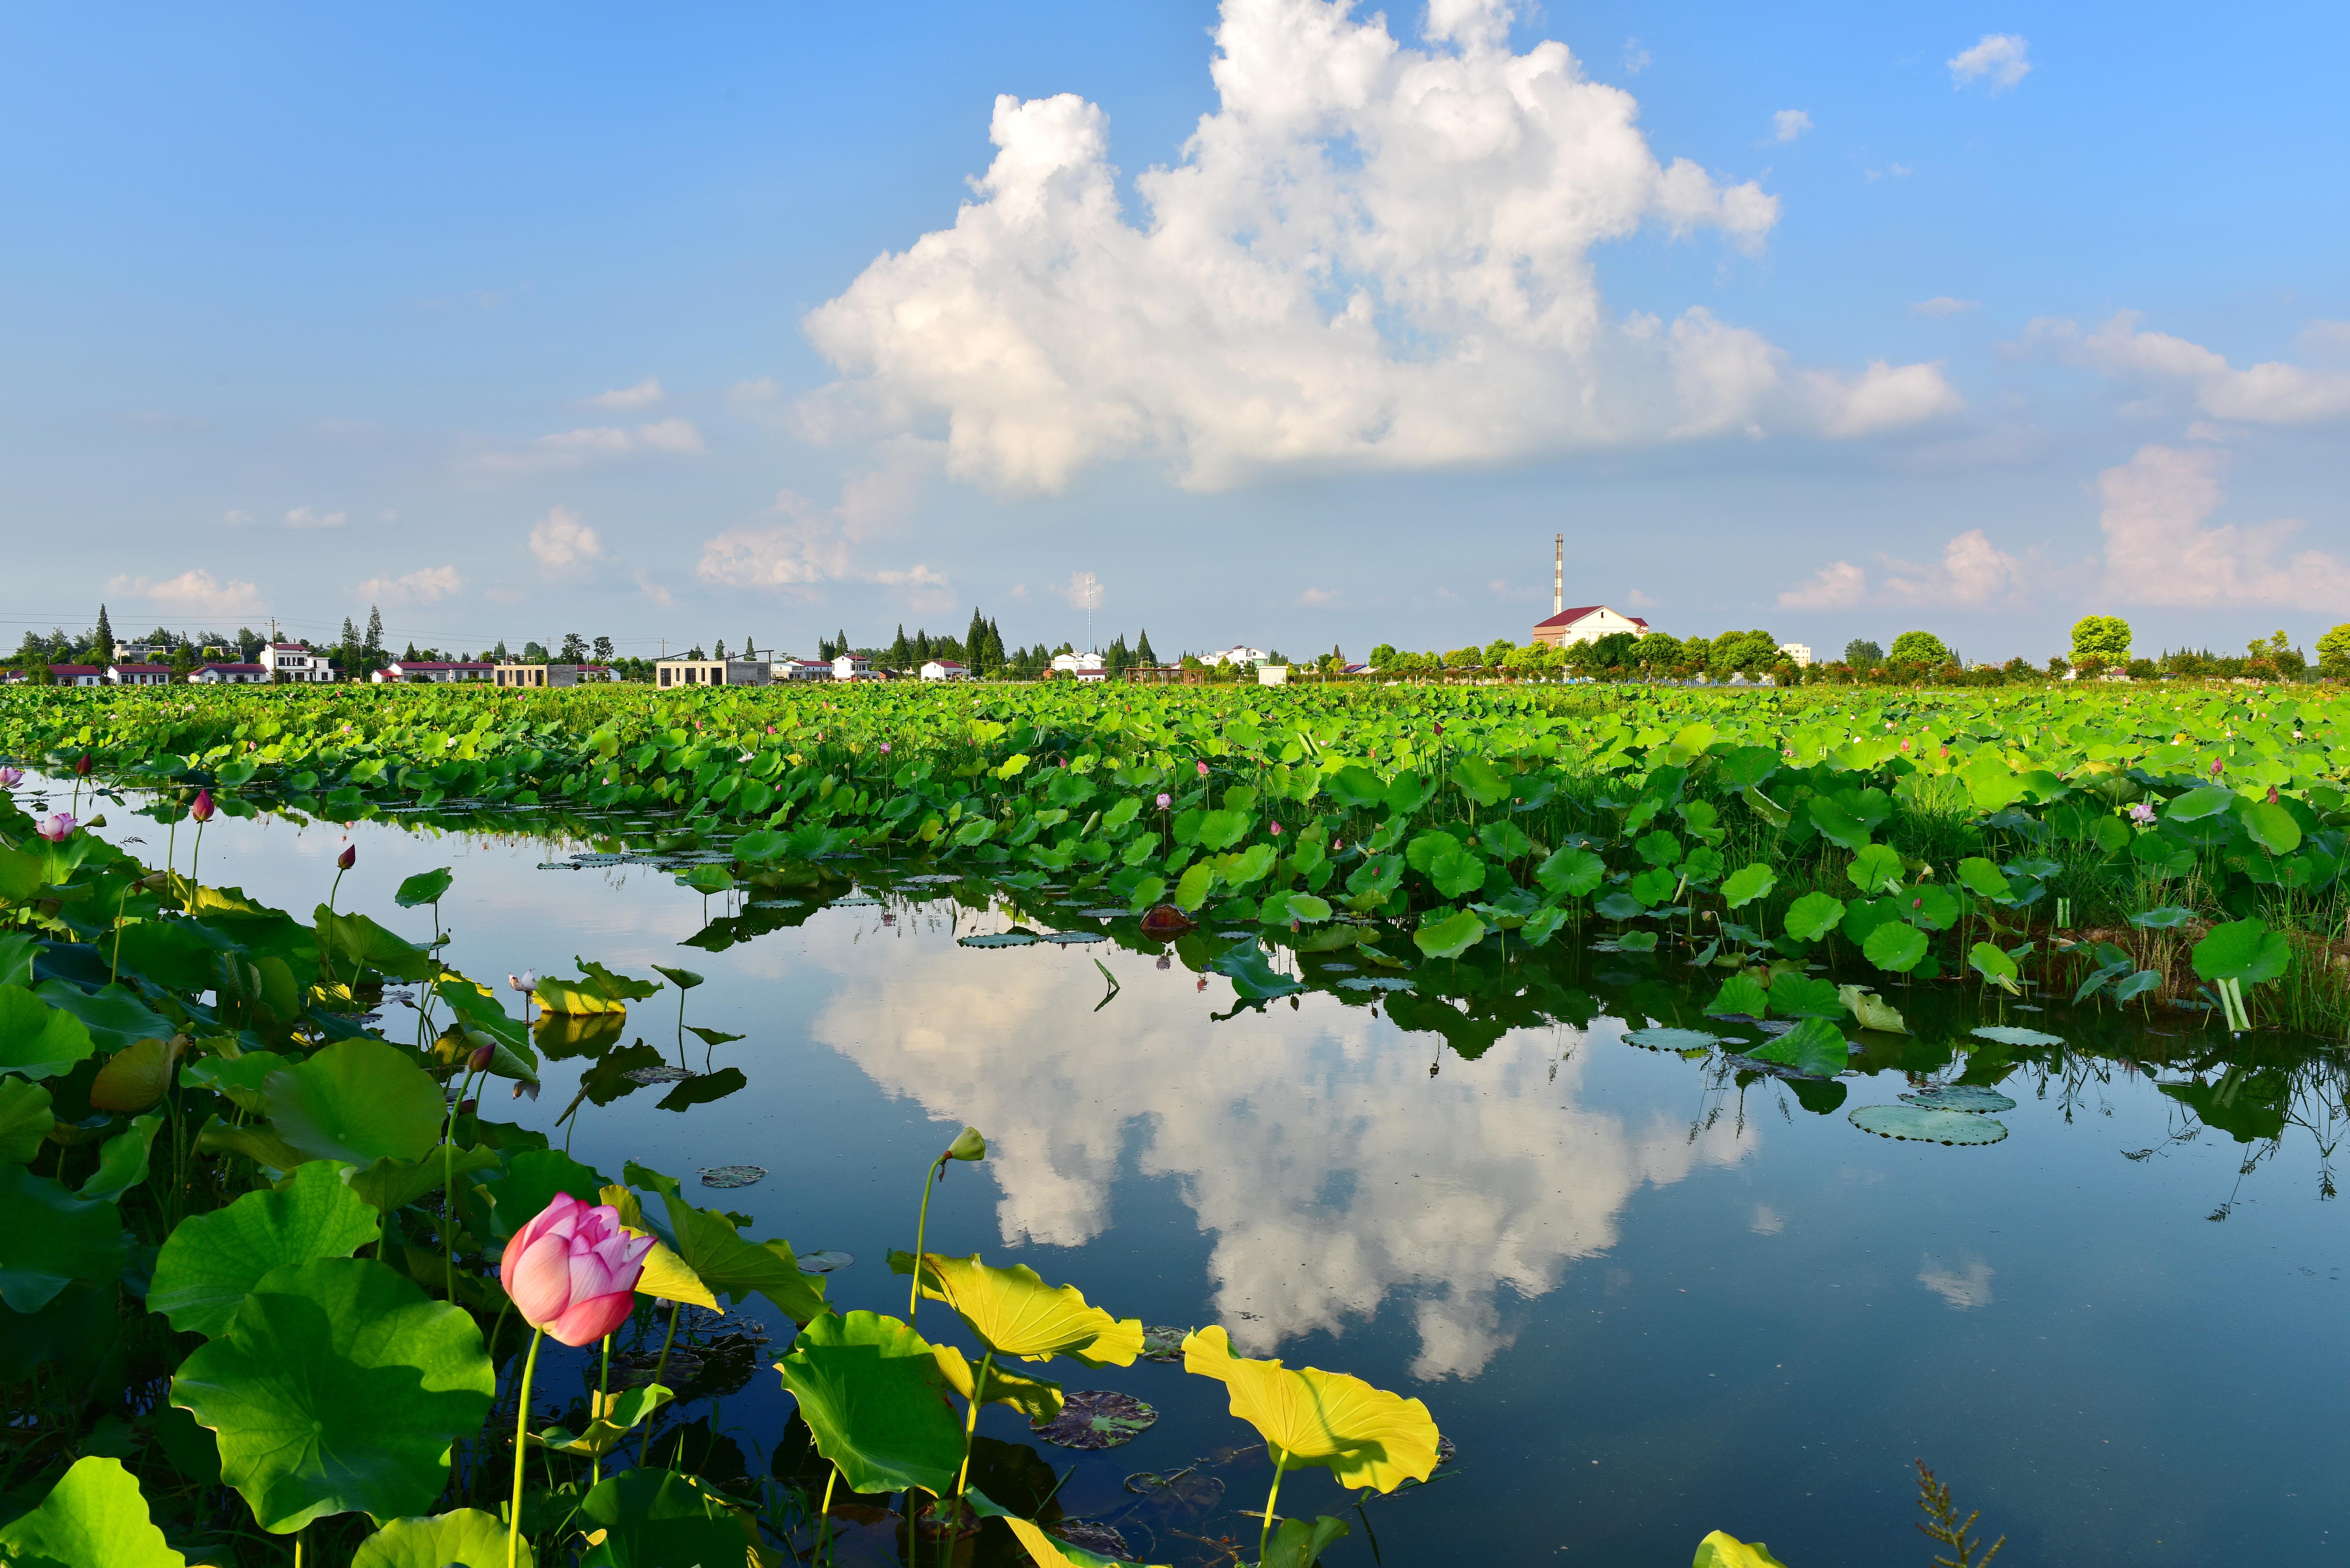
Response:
[674,864,734,895]
[530,1384,674,1459]
[1765,974,1844,1018]
[31,981,174,1056]
[149,1159,385,1337]
[311,908,438,984]
[265,1038,444,1166]
[0,1457,187,1568]
[650,963,705,990]
[1720,863,1775,909]
[774,1311,966,1497]
[1968,1025,2063,1047]
[1383,772,1435,817]
[1692,1530,1791,1568]
[346,1145,504,1217]
[1323,765,1387,811]
[2192,918,2290,984]
[2113,968,2163,1003]
[1743,1016,1848,1077]
[0,1164,131,1313]
[170,1257,496,1534]
[2127,905,2197,929]
[179,1051,286,1114]
[0,983,99,1080]
[1173,861,1219,912]
[390,868,453,910]
[193,1113,309,1173]
[1837,986,1908,1033]
[1903,1085,2017,1113]
[1703,974,1772,1018]
[1848,1105,2008,1145]
[1593,891,1644,921]
[351,1507,526,1568]
[658,1190,827,1323]
[1955,856,2013,902]
[531,975,625,1015]
[1621,1027,1721,1051]
[1782,891,1845,943]
[1412,908,1488,961]
[1845,844,1905,896]
[478,1147,609,1238]
[1634,829,1684,868]
[1861,922,1928,974]
[1615,930,1659,952]
[0,1074,55,1163]
[893,1252,1142,1366]
[1181,1325,1439,1493]
[1450,755,1509,807]
[1534,845,1605,898]
[2163,785,2235,821]
[1805,796,1871,851]
[572,1468,752,1568]
[78,1112,164,1202]
[933,1341,1065,1425]
[575,957,661,1002]
[1265,1515,1353,1568]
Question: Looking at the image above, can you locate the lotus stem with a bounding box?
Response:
[817,1466,838,1564]
[954,1349,994,1499]
[908,1154,946,1322]
[187,817,205,912]
[508,1326,544,1568]
[638,1298,683,1465]
[594,1333,612,1485]
[1259,1447,1289,1563]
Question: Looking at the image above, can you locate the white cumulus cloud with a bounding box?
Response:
[354,565,462,605]
[2032,311,2350,425]
[105,569,263,618]
[1776,529,2024,610]
[585,377,663,410]
[801,0,1952,494]
[1775,559,1868,611]
[1771,109,1812,143]
[284,506,347,530]
[528,505,606,574]
[2095,444,2350,609]
[1949,33,2031,92]
[697,440,943,594]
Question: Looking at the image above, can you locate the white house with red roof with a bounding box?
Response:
[47,665,105,686]
[371,660,495,684]
[107,662,174,686]
[919,659,969,681]
[260,643,335,682]
[1529,604,1649,649]
[191,662,267,684]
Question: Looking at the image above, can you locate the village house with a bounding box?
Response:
[1202,645,1270,667]
[191,662,267,685]
[919,659,970,681]
[371,660,494,684]
[831,653,874,681]
[779,658,832,681]
[107,662,173,686]
[260,643,335,682]
[1049,651,1107,681]
[655,655,771,688]
[47,665,105,686]
[1528,605,1650,649]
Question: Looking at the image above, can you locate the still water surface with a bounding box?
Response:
[87,796,2349,1564]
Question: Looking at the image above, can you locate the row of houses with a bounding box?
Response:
[652,653,983,686]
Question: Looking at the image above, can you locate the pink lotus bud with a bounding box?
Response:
[2267,785,2280,804]
[72,753,92,777]
[35,812,75,843]
[880,742,892,753]
[1196,761,1209,777]
[337,844,356,870]
[1156,793,1171,810]
[497,1192,653,1346]
[468,1041,496,1072]
[2211,758,2224,777]
[0,767,21,789]
[1269,821,1282,835]
[191,788,215,823]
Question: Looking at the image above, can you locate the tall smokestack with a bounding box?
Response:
[1553,534,1563,616]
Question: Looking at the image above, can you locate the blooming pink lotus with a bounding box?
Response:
[1156,793,1171,810]
[35,812,75,843]
[1197,761,1209,777]
[191,787,215,823]
[2128,802,2157,825]
[499,1192,653,1345]
[0,767,21,789]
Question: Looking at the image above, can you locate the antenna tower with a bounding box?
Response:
[1553,534,1563,615]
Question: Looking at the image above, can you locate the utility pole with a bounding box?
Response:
[1553,534,1563,616]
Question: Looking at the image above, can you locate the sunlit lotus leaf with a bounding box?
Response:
[1848,1106,2008,1145]
[1383,772,1435,816]
[571,1467,753,1568]
[1845,844,1905,896]
[1805,796,1870,851]
[1743,1016,1848,1078]
[2163,785,2235,821]
[0,1456,188,1568]
[2128,905,2196,929]
[531,975,624,1015]
[1622,1027,1720,1051]
[1782,892,1845,943]
[1968,1025,2062,1047]
[1412,908,1487,961]
[1861,922,1927,974]
[1703,975,1770,1018]
[933,1341,1066,1425]
[0,1075,55,1163]
[1955,857,2013,902]
[1903,1085,2017,1113]
[265,1038,443,1166]
[0,1165,131,1313]
[966,1487,1167,1568]
[774,1311,966,1497]
[530,1384,674,1460]
[1837,986,1908,1034]
[657,1189,824,1322]
[352,1508,528,1568]
[171,1258,496,1533]
[894,1252,1143,1366]
[1264,1515,1353,1568]
[1692,1530,1791,1568]
[1719,863,1775,909]
[78,1112,164,1202]
[1180,1325,1439,1492]
[150,1159,384,1336]
[1534,845,1605,898]
[1968,942,2020,991]
[1764,974,1843,1018]
[89,1033,186,1113]
[0,983,98,1079]
[2192,918,2290,984]
[479,1147,608,1237]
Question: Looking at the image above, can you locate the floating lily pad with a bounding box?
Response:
[1337,976,1414,992]
[1040,932,1107,945]
[1970,1025,2062,1047]
[1050,1521,1132,1557]
[535,862,585,871]
[796,1251,854,1274]
[1319,963,1358,973]
[1032,1390,1158,1450]
[1123,1470,1225,1515]
[1848,1106,2009,1145]
[622,1065,696,1085]
[831,896,881,908]
[1079,908,1133,919]
[699,1165,766,1189]
[1622,1027,1720,1051]
[959,933,1040,949]
[568,853,629,867]
[1902,1085,2017,1114]
[1138,1325,1186,1363]
[901,875,964,885]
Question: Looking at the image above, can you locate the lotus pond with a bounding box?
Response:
[3,765,2344,1567]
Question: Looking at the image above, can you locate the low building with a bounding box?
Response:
[920,659,970,681]
[108,662,174,686]
[1778,643,1814,667]
[1529,605,1650,649]
[111,641,167,664]
[1202,645,1270,667]
[1049,651,1108,682]
[372,660,495,684]
[493,662,595,688]
[831,654,872,681]
[1257,664,1290,686]
[48,664,105,686]
[655,656,770,689]
[779,658,832,681]
[261,643,335,683]
[191,662,267,684]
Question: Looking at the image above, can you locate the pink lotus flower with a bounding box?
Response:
[499,1193,652,1345]
[880,742,892,753]
[1196,761,1209,778]
[2128,802,2156,825]
[0,767,21,789]
[1269,821,1283,835]
[1156,792,1171,809]
[35,812,74,842]
[191,787,215,823]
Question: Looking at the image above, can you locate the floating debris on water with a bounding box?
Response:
[796,1250,854,1273]
[1032,1390,1159,1450]
[622,1065,696,1085]
[699,1165,766,1188]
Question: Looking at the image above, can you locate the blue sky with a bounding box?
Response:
[4,1,2346,664]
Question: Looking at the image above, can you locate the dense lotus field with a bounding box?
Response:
[2,680,2344,1027]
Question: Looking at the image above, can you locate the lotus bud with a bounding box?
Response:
[468,1041,496,1072]
[35,812,75,843]
[2128,802,2156,825]
[1156,793,1171,810]
[880,742,892,753]
[458,1098,478,1115]
[945,1126,987,1163]
[497,1192,653,1346]
[73,753,92,777]
[509,970,538,993]
[2211,758,2224,777]
[336,844,356,870]
[2267,785,2280,804]
[1269,821,1282,835]
[191,787,215,823]
[1196,760,1208,777]
[0,766,21,789]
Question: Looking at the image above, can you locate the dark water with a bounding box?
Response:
[70,791,2350,1564]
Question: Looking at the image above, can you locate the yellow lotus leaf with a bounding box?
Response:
[901,1252,1141,1366]
[965,1490,1167,1568]
[600,1182,719,1311]
[1692,1530,1790,1567]
[931,1342,1065,1425]
[1181,1326,1438,1493]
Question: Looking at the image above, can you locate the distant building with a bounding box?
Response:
[1203,646,1269,667]
[919,660,970,681]
[261,643,335,683]
[1778,643,1814,667]
[372,660,494,684]
[48,665,105,686]
[654,657,769,689]
[191,662,267,685]
[108,662,174,686]
[1257,664,1290,686]
[1050,651,1108,682]
[831,653,873,681]
[779,659,832,681]
[1529,605,1649,649]
[493,662,601,688]
[111,641,167,664]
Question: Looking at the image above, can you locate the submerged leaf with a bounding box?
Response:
[1902,1085,2017,1114]
[1847,1106,2008,1145]
[1029,1389,1158,1450]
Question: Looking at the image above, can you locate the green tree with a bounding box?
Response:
[1843,638,1884,669]
[169,644,198,681]
[1135,628,1156,666]
[1368,643,1397,671]
[94,603,114,661]
[593,635,615,662]
[889,625,913,669]
[1889,630,1950,666]
[559,632,589,662]
[363,604,384,657]
[2069,615,2131,666]
[1482,637,1516,668]
[2318,624,2350,674]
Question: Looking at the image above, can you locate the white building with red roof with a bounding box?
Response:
[260,643,335,682]
[371,660,495,684]
[107,662,174,686]
[1529,605,1650,649]
[191,662,268,684]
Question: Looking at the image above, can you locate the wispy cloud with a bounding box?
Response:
[475,418,706,474]
[1299,587,1341,607]
[354,565,462,605]
[1770,109,1812,143]
[528,505,606,575]
[105,569,263,618]
[584,377,663,410]
[2028,311,2350,424]
[1911,296,1980,317]
[1776,530,2024,610]
[1949,33,2031,92]
[284,506,347,530]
